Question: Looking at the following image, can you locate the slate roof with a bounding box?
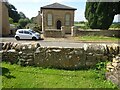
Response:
[41,3,77,10]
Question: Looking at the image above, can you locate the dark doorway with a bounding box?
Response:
[57,20,61,29]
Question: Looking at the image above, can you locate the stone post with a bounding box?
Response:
[61,26,65,37]
[71,26,77,37]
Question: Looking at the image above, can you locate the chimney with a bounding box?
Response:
[38,11,40,15]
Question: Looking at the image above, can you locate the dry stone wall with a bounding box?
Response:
[44,30,62,38]
[1,42,120,69]
[73,29,120,38]
[1,42,120,87]
[106,56,120,87]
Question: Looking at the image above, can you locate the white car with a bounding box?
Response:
[15,29,41,40]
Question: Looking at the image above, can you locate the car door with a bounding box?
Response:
[23,31,32,39]
[18,30,24,39]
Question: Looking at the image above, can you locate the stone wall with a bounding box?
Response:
[106,56,120,87]
[1,42,120,87]
[72,29,120,38]
[44,26,69,38]
[1,42,120,70]
[44,29,62,38]
[44,27,120,38]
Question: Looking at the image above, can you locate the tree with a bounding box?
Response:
[9,17,13,24]
[18,18,30,28]
[85,1,120,29]
[5,2,20,23]
[19,12,26,19]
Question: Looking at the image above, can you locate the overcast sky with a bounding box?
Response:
[8,0,119,22]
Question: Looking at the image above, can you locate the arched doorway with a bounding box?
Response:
[56,20,61,29]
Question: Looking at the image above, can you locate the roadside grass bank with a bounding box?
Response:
[1,62,118,88]
[74,36,120,42]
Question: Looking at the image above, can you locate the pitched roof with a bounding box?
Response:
[41,3,77,10]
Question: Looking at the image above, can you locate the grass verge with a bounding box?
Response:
[74,36,120,41]
[1,62,118,88]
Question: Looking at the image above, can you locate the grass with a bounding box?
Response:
[74,36,120,41]
[74,23,85,27]
[74,23,90,29]
[1,62,118,88]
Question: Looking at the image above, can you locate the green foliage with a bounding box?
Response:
[94,62,107,84]
[26,23,42,33]
[9,18,13,24]
[5,2,28,24]
[13,23,19,27]
[85,2,120,30]
[75,35,120,41]
[74,21,90,29]
[18,18,30,28]
[5,2,20,23]
[110,23,120,29]
[74,21,85,24]
[2,62,117,88]
[33,24,42,32]
[19,12,26,19]
[95,62,107,70]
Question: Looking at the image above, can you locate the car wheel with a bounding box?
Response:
[32,37,37,40]
[16,36,20,40]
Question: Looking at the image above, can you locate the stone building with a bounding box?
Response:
[0,0,10,36]
[0,1,2,35]
[32,11,42,26]
[40,3,77,35]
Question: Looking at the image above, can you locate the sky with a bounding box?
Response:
[8,0,119,22]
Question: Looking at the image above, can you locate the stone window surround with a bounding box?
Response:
[65,13,71,26]
[47,12,53,26]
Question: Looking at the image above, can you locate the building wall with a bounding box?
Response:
[33,11,42,26]
[42,9,75,33]
[0,2,2,36]
[0,1,10,36]
[36,15,42,26]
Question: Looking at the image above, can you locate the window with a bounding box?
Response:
[24,31,30,34]
[47,13,52,26]
[65,14,70,26]
[19,31,23,33]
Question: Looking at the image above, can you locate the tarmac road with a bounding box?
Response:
[0,37,119,48]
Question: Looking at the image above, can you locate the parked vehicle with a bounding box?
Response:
[15,29,41,40]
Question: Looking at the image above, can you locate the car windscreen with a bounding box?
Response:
[29,30,36,33]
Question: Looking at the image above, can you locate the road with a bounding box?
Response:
[0,37,119,48]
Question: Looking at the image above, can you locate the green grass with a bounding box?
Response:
[74,23,90,29]
[75,36,120,41]
[74,23,85,27]
[1,62,117,88]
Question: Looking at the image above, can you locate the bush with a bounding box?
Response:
[110,23,120,29]
[18,18,30,28]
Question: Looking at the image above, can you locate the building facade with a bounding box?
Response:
[41,3,76,34]
[0,0,10,36]
[0,1,2,35]
[32,11,42,26]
